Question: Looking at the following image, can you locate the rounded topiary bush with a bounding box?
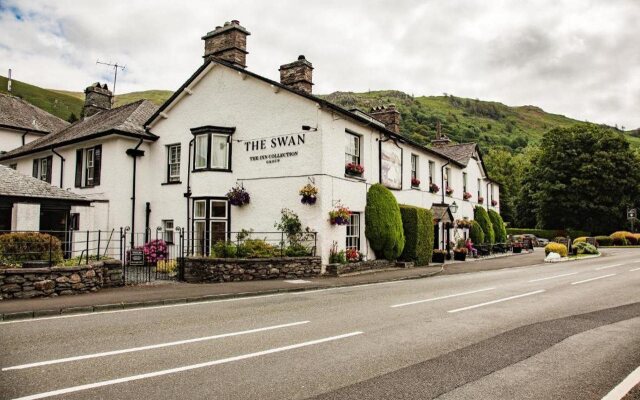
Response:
[488,209,507,243]
[365,184,405,260]
[469,220,484,244]
[474,206,495,244]
[610,231,630,246]
[573,237,587,244]
[399,205,434,266]
[545,242,568,257]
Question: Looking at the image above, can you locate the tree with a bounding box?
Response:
[469,220,485,244]
[474,206,495,243]
[525,125,640,234]
[488,209,507,242]
[365,184,405,260]
[67,112,78,123]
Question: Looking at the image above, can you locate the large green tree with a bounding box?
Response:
[523,125,640,233]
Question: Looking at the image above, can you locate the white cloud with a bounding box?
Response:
[1,0,638,128]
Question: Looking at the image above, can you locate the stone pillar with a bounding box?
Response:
[202,20,251,68]
[279,55,314,94]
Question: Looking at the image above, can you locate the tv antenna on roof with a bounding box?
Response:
[96,60,125,103]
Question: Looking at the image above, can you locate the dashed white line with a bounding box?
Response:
[2,321,310,371]
[10,331,363,400]
[571,274,617,285]
[630,267,640,272]
[448,290,545,313]
[528,272,579,282]
[601,365,640,400]
[595,264,624,271]
[390,287,496,308]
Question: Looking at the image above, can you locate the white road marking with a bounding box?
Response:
[284,279,311,284]
[448,290,545,313]
[10,331,364,400]
[528,272,579,282]
[571,274,617,285]
[595,264,624,271]
[630,267,640,272]
[390,288,496,308]
[601,365,640,400]
[2,321,310,371]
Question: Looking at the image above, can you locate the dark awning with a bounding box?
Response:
[431,203,454,224]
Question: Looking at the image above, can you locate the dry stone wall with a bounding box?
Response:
[183,257,321,283]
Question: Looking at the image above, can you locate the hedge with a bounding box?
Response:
[506,228,590,240]
[399,205,434,266]
[469,220,484,244]
[594,236,612,246]
[488,210,507,243]
[0,232,64,266]
[545,242,568,257]
[474,206,495,244]
[365,184,405,260]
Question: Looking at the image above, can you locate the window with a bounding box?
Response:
[85,148,95,186]
[167,144,181,182]
[75,145,101,188]
[411,154,419,181]
[463,172,467,192]
[445,167,451,187]
[191,126,234,171]
[346,212,360,250]
[478,178,482,199]
[163,220,175,244]
[428,161,435,184]
[32,156,52,183]
[191,198,229,256]
[345,131,360,165]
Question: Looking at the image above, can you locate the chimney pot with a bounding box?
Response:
[369,105,401,133]
[202,20,251,68]
[83,82,113,118]
[279,56,314,94]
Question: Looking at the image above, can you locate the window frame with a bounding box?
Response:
[462,172,468,193]
[345,212,361,251]
[411,154,419,182]
[428,161,435,185]
[85,147,95,187]
[166,144,181,183]
[191,197,230,256]
[190,126,235,173]
[162,219,175,244]
[345,130,361,166]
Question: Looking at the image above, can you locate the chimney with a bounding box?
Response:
[83,82,112,118]
[370,104,401,133]
[279,55,314,94]
[202,20,251,68]
[431,121,451,146]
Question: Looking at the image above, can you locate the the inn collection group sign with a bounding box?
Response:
[244,133,306,164]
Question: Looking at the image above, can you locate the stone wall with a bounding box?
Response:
[325,259,400,277]
[0,260,123,300]
[183,257,321,283]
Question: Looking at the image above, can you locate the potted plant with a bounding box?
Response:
[329,206,351,225]
[432,249,446,263]
[446,186,454,196]
[227,184,250,206]
[463,192,472,201]
[411,177,421,188]
[345,163,364,176]
[454,247,468,261]
[478,196,484,203]
[491,199,498,207]
[345,248,363,263]
[429,183,440,194]
[299,184,318,205]
[512,242,523,253]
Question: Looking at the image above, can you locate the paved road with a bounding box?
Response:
[1,248,639,399]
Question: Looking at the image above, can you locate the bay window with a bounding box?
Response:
[191,126,235,172]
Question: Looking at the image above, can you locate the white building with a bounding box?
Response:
[0,20,499,268]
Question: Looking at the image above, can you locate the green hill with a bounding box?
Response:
[49,89,173,108]
[321,91,640,150]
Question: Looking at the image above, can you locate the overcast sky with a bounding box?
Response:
[1,0,638,128]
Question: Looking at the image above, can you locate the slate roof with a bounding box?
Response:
[0,93,69,134]
[431,204,454,223]
[0,100,159,160]
[0,164,90,204]
[429,143,478,166]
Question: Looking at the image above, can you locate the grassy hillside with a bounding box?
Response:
[0,76,83,121]
[50,89,173,107]
[322,91,640,150]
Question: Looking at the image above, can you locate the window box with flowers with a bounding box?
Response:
[299,184,318,205]
[429,183,440,194]
[463,192,472,201]
[227,184,250,206]
[491,199,498,207]
[345,248,364,263]
[411,178,421,188]
[345,163,364,177]
[456,219,473,229]
[329,206,351,225]
[446,186,454,196]
[478,196,484,203]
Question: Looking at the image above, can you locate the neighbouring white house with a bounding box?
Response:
[0,20,499,268]
[0,93,69,154]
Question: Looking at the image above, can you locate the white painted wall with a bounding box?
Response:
[0,127,44,154]
[11,203,40,231]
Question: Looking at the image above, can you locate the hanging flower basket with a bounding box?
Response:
[446,186,454,196]
[463,192,472,201]
[478,196,484,203]
[411,178,421,187]
[491,199,498,207]
[429,183,440,194]
[456,219,473,229]
[299,184,318,205]
[329,206,351,225]
[227,184,250,206]
[345,163,364,176]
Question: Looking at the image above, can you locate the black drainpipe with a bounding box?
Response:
[145,202,151,242]
[126,138,145,248]
[184,139,194,254]
[51,148,65,188]
[21,131,28,146]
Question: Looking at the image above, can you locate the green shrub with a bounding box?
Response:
[399,205,434,266]
[595,235,612,246]
[0,232,63,266]
[285,242,311,257]
[574,242,598,255]
[573,237,587,244]
[210,241,238,258]
[365,184,405,260]
[506,228,590,240]
[609,231,630,246]
[474,206,495,244]
[488,210,507,243]
[237,239,280,258]
[545,242,568,257]
[470,220,485,244]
